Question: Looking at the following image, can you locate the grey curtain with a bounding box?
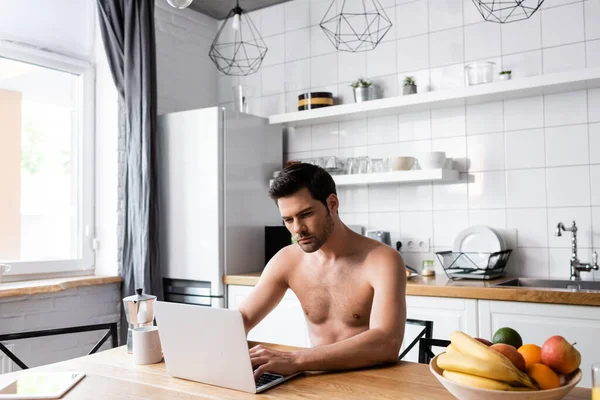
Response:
[96,0,163,345]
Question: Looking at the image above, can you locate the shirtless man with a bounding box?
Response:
[239,163,407,379]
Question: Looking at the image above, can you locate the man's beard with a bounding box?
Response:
[296,213,334,253]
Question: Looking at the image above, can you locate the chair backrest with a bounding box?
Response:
[418,338,451,364]
[398,319,433,361]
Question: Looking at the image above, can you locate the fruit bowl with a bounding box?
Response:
[430,354,582,400]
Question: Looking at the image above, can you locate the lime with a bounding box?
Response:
[492,327,523,348]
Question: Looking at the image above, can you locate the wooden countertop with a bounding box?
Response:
[0,275,122,299]
[0,343,590,399]
[224,273,600,306]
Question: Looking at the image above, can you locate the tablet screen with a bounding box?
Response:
[0,372,85,399]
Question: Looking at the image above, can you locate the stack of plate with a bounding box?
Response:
[450,226,506,279]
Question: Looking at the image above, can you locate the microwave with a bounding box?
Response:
[265,226,292,266]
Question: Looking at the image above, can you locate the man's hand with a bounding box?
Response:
[250,344,300,379]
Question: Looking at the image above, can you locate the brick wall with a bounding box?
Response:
[0,284,120,373]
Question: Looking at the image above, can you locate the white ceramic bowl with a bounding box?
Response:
[430,354,582,400]
[389,156,415,171]
[418,152,447,170]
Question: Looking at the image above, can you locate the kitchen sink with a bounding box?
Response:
[492,278,600,292]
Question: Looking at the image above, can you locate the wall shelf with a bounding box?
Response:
[269,68,600,127]
[270,168,459,187]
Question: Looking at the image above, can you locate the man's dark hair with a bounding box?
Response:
[268,163,337,208]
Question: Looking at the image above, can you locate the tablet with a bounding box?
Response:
[0,372,85,399]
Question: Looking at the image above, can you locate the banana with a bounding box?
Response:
[445,344,460,355]
[438,352,528,386]
[442,370,513,391]
[448,331,538,390]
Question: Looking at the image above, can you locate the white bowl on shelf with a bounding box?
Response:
[429,354,582,400]
[389,156,416,171]
[418,152,447,170]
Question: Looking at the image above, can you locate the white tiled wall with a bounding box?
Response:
[216,0,600,279]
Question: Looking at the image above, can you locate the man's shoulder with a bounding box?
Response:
[358,239,405,274]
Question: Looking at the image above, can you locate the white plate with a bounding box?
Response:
[453,226,502,268]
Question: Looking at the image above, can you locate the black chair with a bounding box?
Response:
[0,323,118,370]
[398,319,434,361]
[417,338,451,364]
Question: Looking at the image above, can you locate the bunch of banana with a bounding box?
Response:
[436,331,539,391]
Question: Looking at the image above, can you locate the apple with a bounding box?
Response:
[491,343,526,372]
[475,337,493,346]
[541,336,581,374]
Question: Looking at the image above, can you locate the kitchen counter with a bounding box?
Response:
[0,343,590,399]
[0,275,122,299]
[224,273,600,306]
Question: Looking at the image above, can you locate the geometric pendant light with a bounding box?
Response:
[320,0,392,52]
[471,0,545,23]
[209,0,268,76]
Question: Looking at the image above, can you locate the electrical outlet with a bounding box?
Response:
[398,237,430,253]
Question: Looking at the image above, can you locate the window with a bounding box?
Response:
[0,42,95,279]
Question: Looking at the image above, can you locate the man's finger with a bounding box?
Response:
[253,363,269,380]
[249,345,264,355]
[250,356,268,368]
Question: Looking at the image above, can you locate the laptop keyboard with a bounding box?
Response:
[255,372,283,388]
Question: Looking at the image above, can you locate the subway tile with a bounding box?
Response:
[433,210,469,248]
[544,91,588,127]
[366,40,397,78]
[285,0,310,31]
[285,28,310,62]
[429,63,465,91]
[397,34,429,73]
[591,123,600,164]
[587,40,600,68]
[310,53,338,88]
[468,209,507,229]
[337,51,366,84]
[433,179,468,210]
[432,136,468,172]
[467,132,505,172]
[369,184,401,212]
[261,64,285,96]
[368,115,399,144]
[464,22,501,62]
[339,119,368,148]
[501,50,543,79]
[311,122,339,150]
[431,106,466,138]
[310,0,334,26]
[311,25,335,57]
[545,124,589,167]
[262,34,285,67]
[372,74,399,99]
[285,58,311,93]
[468,171,507,209]
[260,3,285,37]
[506,168,547,208]
[505,248,549,278]
[429,0,463,32]
[590,89,600,123]
[507,208,549,248]
[501,13,541,54]
[541,3,584,47]
[585,0,600,40]
[429,28,464,68]
[505,128,545,170]
[368,212,401,244]
[542,43,586,74]
[398,111,432,142]
[546,166,591,207]
[396,0,428,39]
[285,126,311,153]
[593,207,600,249]
[503,96,544,131]
[591,165,600,206]
[399,184,433,211]
[466,101,503,135]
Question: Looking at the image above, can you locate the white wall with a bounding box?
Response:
[217,0,600,280]
[155,1,219,114]
[0,284,121,373]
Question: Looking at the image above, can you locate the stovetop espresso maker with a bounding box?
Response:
[123,288,157,354]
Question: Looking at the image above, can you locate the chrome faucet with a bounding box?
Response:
[555,221,599,281]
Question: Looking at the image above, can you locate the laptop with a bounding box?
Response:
[154,301,300,393]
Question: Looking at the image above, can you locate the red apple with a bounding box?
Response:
[491,343,527,372]
[541,336,581,374]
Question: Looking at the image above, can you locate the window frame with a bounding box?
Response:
[0,41,96,280]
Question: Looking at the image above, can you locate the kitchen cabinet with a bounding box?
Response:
[402,296,478,362]
[478,300,600,388]
[227,285,310,347]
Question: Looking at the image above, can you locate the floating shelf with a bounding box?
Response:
[270,169,459,187]
[269,68,600,127]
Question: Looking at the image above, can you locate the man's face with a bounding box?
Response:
[277,188,335,253]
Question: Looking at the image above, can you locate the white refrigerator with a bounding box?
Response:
[157,107,282,307]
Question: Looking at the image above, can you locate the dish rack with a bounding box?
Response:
[435,250,512,280]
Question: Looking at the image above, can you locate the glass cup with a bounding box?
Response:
[346,157,357,175]
[357,156,369,174]
[593,363,600,400]
[232,85,254,115]
[368,158,384,173]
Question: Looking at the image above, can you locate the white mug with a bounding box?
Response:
[132,326,163,365]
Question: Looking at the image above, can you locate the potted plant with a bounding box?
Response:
[499,70,512,81]
[350,78,375,103]
[403,76,417,95]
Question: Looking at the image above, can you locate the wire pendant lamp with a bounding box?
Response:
[209,0,267,76]
[471,0,545,23]
[320,0,392,52]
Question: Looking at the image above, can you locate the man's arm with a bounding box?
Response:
[251,247,407,377]
[238,248,291,334]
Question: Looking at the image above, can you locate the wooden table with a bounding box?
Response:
[0,344,591,399]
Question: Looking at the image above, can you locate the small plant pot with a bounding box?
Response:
[353,86,375,103]
[499,73,512,81]
[403,84,417,95]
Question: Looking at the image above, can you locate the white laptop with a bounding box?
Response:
[154,301,300,393]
